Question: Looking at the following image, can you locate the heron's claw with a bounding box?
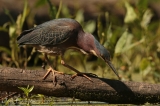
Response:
[71,72,98,82]
[43,67,64,86]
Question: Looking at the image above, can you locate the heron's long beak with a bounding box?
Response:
[106,60,120,80]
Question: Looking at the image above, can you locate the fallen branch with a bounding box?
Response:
[0,66,160,104]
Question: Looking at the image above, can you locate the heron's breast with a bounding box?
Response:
[35,45,62,55]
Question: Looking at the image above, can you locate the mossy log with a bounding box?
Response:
[0,67,160,104]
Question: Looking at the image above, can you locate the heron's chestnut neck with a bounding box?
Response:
[77,31,96,54]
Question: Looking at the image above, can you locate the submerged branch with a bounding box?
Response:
[0,67,160,104]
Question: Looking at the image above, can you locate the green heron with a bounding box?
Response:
[17,18,120,82]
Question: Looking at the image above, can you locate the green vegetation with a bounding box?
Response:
[0,0,30,68]
[18,85,35,105]
[3,85,45,105]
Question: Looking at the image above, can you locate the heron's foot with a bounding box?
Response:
[71,72,98,82]
[42,67,64,85]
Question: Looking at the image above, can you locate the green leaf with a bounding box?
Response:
[20,0,28,29]
[115,30,133,54]
[107,24,113,40]
[154,71,160,78]
[61,5,71,17]
[75,10,84,24]
[137,0,148,12]
[140,58,150,71]
[115,30,144,54]
[143,66,152,77]
[47,0,57,19]
[0,46,11,56]
[0,26,8,32]
[140,58,151,77]
[9,25,16,37]
[18,87,27,92]
[5,98,12,106]
[56,0,62,19]
[0,22,9,32]
[84,20,96,33]
[28,86,34,93]
[15,0,28,32]
[124,1,137,23]
[4,9,15,24]
[36,94,45,98]
[140,9,153,30]
[18,85,34,97]
[27,85,29,89]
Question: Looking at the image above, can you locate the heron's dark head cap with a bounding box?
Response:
[94,39,111,61]
[94,39,120,79]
